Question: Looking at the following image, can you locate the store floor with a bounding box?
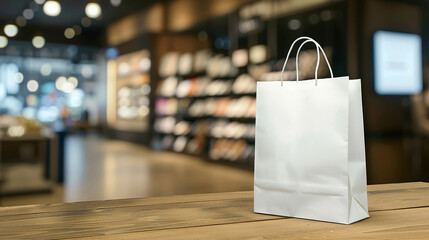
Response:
[0,134,253,207]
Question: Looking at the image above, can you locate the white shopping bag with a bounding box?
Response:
[254,37,369,224]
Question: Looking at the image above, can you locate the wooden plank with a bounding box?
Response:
[0,183,428,239]
[0,182,426,217]
[0,197,280,239]
[0,191,252,217]
[367,181,428,191]
[79,207,429,240]
[368,184,429,211]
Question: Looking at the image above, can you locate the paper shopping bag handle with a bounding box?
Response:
[280,37,333,86]
[296,39,333,83]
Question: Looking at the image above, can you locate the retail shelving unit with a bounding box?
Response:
[151,49,257,169]
[104,0,347,170]
[107,49,151,132]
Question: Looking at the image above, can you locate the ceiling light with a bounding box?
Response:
[111,0,121,7]
[288,19,301,30]
[27,80,39,92]
[32,36,45,48]
[81,17,92,27]
[62,81,75,93]
[55,76,67,91]
[23,9,34,20]
[29,2,40,11]
[85,3,101,19]
[15,72,24,83]
[43,1,61,17]
[68,77,78,88]
[34,0,46,5]
[64,28,75,39]
[40,63,52,76]
[16,16,27,27]
[81,66,93,78]
[4,24,18,37]
[72,25,82,35]
[0,36,8,48]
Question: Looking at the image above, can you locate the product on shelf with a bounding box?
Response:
[193,77,211,96]
[232,49,249,67]
[232,74,256,94]
[224,96,255,118]
[208,120,255,139]
[157,76,178,97]
[159,52,180,77]
[154,116,176,134]
[162,135,175,149]
[174,120,192,135]
[177,53,194,76]
[209,138,254,162]
[260,71,285,81]
[193,49,211,73]
[116,85,150,120]
[207,55,238,78]
[173,136,188,152]
[155,98,178,116]
[177,98,191,115]
[205,79,233,96]
[188,96,256,118]
[139,57,151,73]
[249,44,268,64]
[247,63,271,80]
[118,62,131,76]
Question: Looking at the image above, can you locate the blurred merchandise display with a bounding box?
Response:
[107,49,151,132]
[152,49,259,167]
[150,32,334,168]
[0,41,99,132]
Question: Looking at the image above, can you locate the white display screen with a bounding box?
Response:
[374,31,422,95]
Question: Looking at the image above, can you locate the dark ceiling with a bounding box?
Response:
[0,0,161,46]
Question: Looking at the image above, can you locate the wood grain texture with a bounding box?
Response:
[0,182,428,239]
[81,207,429,240]
[0,191,252,217]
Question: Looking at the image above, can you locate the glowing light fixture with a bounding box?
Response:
[27,80,39,92]
[64,28,75,39]
[40,63,52,76]
[16,16,27,27]
[81,66,93,78]
[34,0,46,4]
[68,76,78,88]
[32,36,45,48]
[0,36,7,48]
[85,3,101,19]
[111,0,121,7]
[4,24,18,37]
[15,72,24,83]
[43,1,61,17]
[81,17,92,27]
[7,125,26,137]
[55,76,67,91]
[23,9,34,20]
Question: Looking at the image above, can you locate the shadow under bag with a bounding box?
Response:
[254,36,369,224]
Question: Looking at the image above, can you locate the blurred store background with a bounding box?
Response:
[0,0,428,206]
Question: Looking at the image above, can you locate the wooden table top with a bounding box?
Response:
[0,182,428,239]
